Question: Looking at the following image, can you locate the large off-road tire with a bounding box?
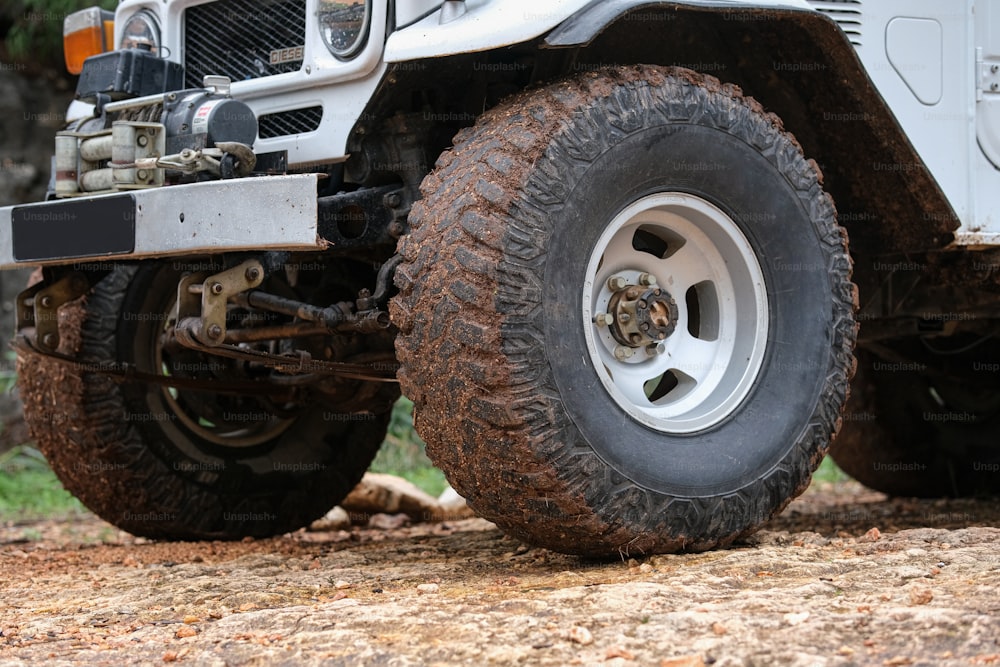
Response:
[391,65,857,557]
[17,262,398,539]
[832,343,1000,497]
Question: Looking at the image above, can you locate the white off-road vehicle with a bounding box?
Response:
[1,0,998,556]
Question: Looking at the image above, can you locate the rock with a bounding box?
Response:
[309,506,351,532]
[437,485,476,520]
[909,588,934,605]
[368,513,410,530]
[660,657,705,667]
[416,583,440,594]
[174,625,197,639]
[342,473,441,521]
[567,625,594,645]
[783,612,810,626]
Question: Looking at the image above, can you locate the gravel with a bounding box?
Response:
[2,481,999,666]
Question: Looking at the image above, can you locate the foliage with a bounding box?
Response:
[2,0,118,67]
[812,455,851,485]
[0,445,85,520]
[371,396,448,497]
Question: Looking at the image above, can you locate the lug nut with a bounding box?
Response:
[639,272,658,286]
[614,346,634,361]
[646,342,666,356]
[607,276,628,291]
[593,313,614,327]
[210,282,224,295]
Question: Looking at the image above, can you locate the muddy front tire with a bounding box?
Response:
[17,262,398,540]
[392,66,857,556]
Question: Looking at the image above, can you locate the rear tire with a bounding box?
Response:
[391,66,857,556]
[832,342,1000,497]
[18,261,398,539]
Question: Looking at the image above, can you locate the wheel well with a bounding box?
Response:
[353,4,958,268]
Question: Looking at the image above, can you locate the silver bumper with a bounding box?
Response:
[0,174,323,270]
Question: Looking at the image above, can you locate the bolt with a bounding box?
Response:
[39,295,53,308]
[593,313,614,327]
[245,267,262,283]
[639,272,658,286]
[618,313,631,324]
[385,193,402,208]
[646,342,666,356]
[137,135,149,147]
[629,333,643,344]
[993,64,999,73]
[137,170,148,180]
[210,282,224,295]
[640,322,650,331]
[614,346,634,361]
[638,300,647,309]
[653,288,662,296]
[206,324,223,340]
[41,333,58,349]
[625,288,641,300]
[607,276,628,291]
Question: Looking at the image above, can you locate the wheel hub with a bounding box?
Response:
[598,273,679,353]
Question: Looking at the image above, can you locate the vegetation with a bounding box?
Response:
[0,445,84,520]
[370,397,448,497]
[2,0,117,67]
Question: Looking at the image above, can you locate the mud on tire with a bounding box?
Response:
[391,65,857,557]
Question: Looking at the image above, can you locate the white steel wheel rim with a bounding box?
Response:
[582,192,769,434]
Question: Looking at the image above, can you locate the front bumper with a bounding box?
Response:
[0,174,323,270]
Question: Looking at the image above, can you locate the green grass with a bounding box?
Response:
[812,455,851,484]
[371,397,449,497]
[0,446,85,521]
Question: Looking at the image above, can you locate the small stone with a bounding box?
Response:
[639,563,654,574]
[783,612,810,626]
[309,506,351,532]
[174,625,197,639]
[369,513,410,530]
[162,651,179,663]
[334,580,352,590]
[861,527,881,542]
[660,657,705,667]
[711,622,727,636]
[416,583,439,594]
[567,625,594,645]
[182,615,200,625]
[606,647,635,660]
[909,588,934,605]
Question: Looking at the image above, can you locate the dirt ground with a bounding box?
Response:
[1,481,999,667]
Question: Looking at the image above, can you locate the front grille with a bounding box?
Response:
[184,0,307,88]
[808,0,863,46]
[257,106,324,139]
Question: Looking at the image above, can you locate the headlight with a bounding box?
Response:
[318,1,371,60]
[119,10,161,55]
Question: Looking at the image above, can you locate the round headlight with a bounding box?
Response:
[119,10,161,55]
[318,1,371,60]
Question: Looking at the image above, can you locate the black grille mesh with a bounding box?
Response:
[184,0,307,88]
[257,106,324,139]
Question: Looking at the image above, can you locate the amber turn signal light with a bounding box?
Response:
[64,7,115,75]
